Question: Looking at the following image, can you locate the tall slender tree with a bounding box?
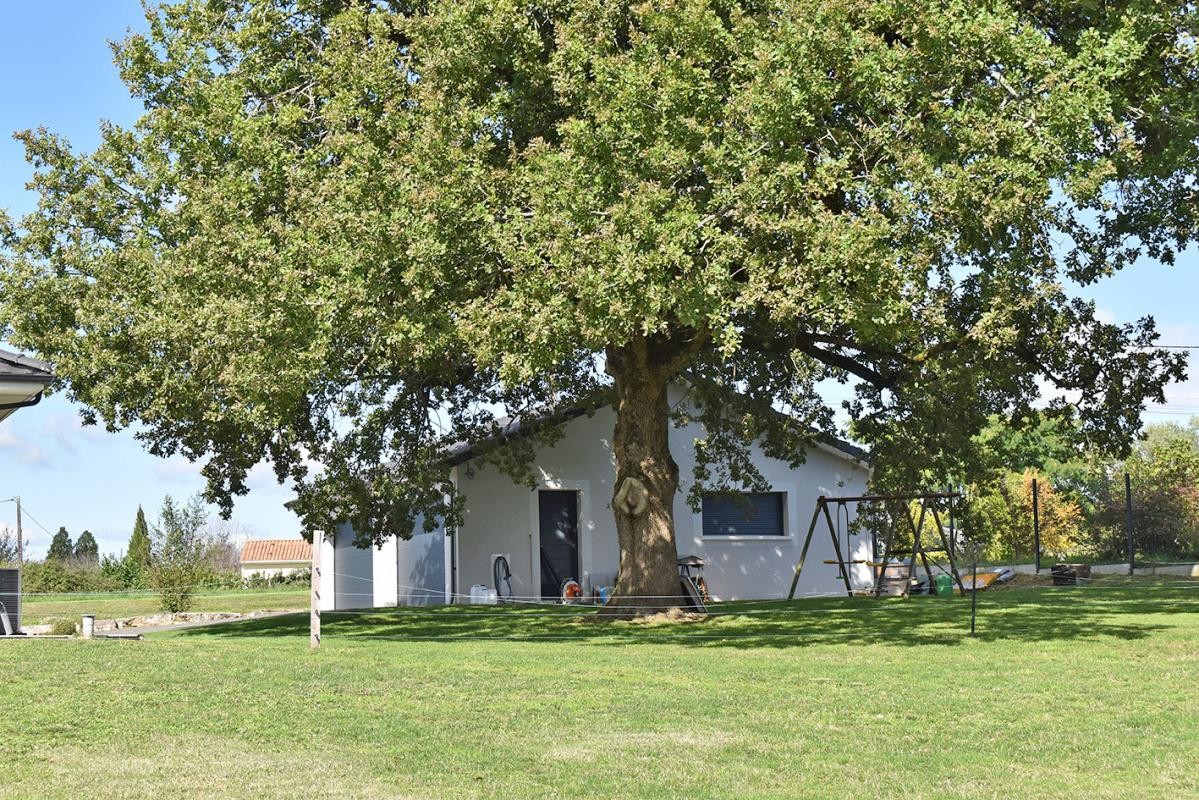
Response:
[73,530,100,564]
[1,1,1195,611]
[127,506,152,568]
[47,527,73,562]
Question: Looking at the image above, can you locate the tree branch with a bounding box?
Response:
[791,339,898,388]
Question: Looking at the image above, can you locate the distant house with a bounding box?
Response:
[318,386,872,610]
[0,348,54,425]
[240,539,312,579]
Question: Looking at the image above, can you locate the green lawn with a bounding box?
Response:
[20,586,308,625]
[3,579,1197,799]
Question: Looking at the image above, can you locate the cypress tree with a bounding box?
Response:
[47,527,73,561]
[74,530,99,564]
[127,506,152,567]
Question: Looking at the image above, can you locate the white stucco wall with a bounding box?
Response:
[240,562,308,579]
[317,531,336,611]
[395,523,447,606]
[324,519,451,610]
[452,390,872,602]
[372,535,398,607]
[332,390,872,608]
[333,523,376,609]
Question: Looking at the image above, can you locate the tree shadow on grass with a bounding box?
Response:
[172,580,1199,649]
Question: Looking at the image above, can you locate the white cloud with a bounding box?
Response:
[0,426,51,467]
[152,456,204,481]
[245,460,282,491]
[42,411,110,448]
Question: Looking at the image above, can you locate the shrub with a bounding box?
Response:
[22,560,122,594]
[197,568,242,590]
[1089,427,1199,561]
[244,568,311,589]
[47,617,77,636]
[100,553,149,590]
[153,564,197,613]
[150,495,208,613]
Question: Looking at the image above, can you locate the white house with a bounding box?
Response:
[318,388,872,610]
[240,539,313,579]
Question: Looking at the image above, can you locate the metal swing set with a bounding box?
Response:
[787,492,966,599]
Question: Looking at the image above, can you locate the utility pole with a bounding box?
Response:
[310,532,321,650]
[15,497,22,626]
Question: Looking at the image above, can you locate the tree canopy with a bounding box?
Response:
[73,530,100,564]
[150,494,209,612]
[128,506,152,568]
[47,527,73,562]
[1,1,1195,603]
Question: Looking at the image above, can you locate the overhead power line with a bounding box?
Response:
[13,504,55,541]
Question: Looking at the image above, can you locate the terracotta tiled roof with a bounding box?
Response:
[240,539,311,564]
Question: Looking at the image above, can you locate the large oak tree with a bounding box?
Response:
[2,1,1195,610]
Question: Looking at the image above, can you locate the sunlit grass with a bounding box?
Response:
[21,586,308,625]
[3,579,1198,799]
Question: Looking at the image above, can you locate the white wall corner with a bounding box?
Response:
[373,534,399,607]
[317,531,337,612]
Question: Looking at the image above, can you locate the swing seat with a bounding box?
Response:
[822,559,866,564]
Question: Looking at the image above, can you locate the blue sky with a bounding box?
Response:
[1,3,1195,557]
[0,2,301,557]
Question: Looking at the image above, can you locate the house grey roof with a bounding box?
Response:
[444,408,589,466]
[0,348,54,383]
[444,403,869,467]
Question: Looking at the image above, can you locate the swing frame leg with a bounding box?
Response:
[788,500,826,600]
[929,504,966,593]
[874,503,900,599]
[904,501,929,596]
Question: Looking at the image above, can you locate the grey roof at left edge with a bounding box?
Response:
[0,348,54,383]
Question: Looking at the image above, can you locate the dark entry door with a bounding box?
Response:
[538,490,579,599]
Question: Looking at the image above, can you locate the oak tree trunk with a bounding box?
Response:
[602,339,684,617]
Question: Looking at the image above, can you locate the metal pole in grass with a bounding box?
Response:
[1032,478,1041,574]
[1125,472,1135,577]
[959,539,984,639]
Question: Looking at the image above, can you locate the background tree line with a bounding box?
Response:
[5,496,245,604]
[959,417,1199,564]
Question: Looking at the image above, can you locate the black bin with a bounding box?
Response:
[0,568,19,635]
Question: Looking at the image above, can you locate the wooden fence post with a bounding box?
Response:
[310,532,321,650]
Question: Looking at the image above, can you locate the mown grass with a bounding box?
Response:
[2,579,1198,799]
[20,586,308,625]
